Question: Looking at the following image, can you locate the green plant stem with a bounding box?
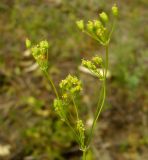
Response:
[82,150,86,160]
[43,71,59,99]
[65,119,81,145]
[107,20,116,44]
[86,82,105,146]
[84,31,105,46]
[105,45,109,78]
[86,44,109,147]
[43,71,82,146]
[71,95,79,120]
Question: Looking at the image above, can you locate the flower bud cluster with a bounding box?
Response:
[27,40,50,71]
[76,119,85,132]
[53,98,67,121]
[82,56,104,80]
[76,18,107,44]
[59,74,82,95]
[87,20,107,43]
[76,119,85,148]
[76,4,118,45]
[92,56,103,65]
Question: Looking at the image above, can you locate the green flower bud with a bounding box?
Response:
[76,4,118,46]
[38,60,49,71]
[92,56,103,65]
[96,28,103,37]
[86,21,94,32]
[82,58,104,80]
[39,40,49,50]
[62,93,68,99]
[82,59,96,71]
[59,74,82,95]
[93,20,102,29]
[76,120,85,132]
[76,119,85,148]
[25,39,31,48]
[53,99,66,121]
[30,40,50,72]
[99,12,109,23]
[112,4,118,16]
[76,20,84,30]
[31,46,40,59]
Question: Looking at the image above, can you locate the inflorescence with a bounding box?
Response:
[82,56,103,80]
[26,39,50,71]
[59,74,82,95]
[76,4,118,46]
[26,3,118,158]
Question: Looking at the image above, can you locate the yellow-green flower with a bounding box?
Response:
[99,12,109,23]
[25,39,31,48]
[82,56,103,80]
[59,74,82,95]
[29,40,50,71]
[76,20,84,31]
[112,4,118,17]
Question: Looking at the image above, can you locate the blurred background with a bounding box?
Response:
[0,0,148,160]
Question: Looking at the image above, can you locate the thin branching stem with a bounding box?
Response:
[86,82,105,146]
[107,20,116,44]
[71,95,79,120]
[44,71,81,142]
[86,44,109,147]
[65,119,81,145]
[43,71,59,99]
[83,31,105,46]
